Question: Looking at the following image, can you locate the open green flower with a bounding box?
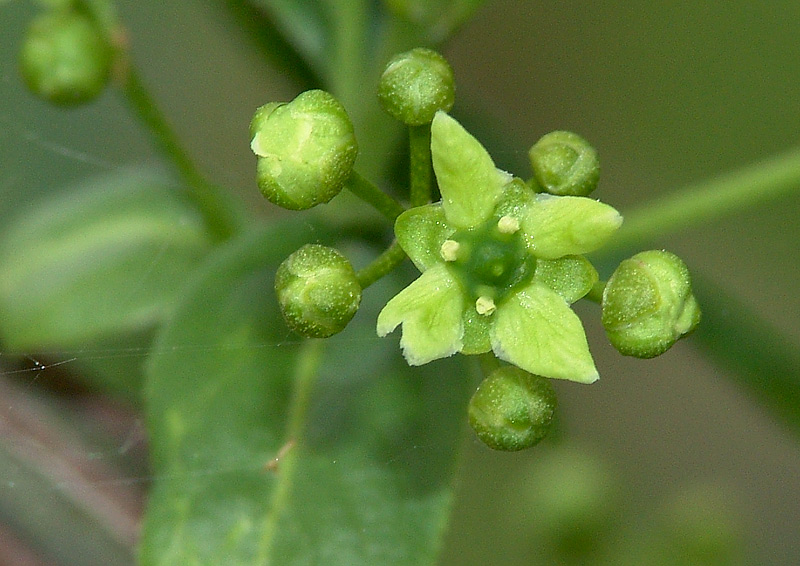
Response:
[377,112,623,383]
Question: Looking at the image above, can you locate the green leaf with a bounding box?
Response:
[0,169,213,350]
[141,222,473,565]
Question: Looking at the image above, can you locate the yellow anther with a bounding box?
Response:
[475,296,497,316]
[497,215,520,234]
[440,239,461,262]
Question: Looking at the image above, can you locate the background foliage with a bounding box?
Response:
[1,0,799,564]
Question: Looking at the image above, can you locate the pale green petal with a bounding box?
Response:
[520,194,622,259]
[491,281,598,383]
[394,204,455,272]
[431,111,510,229]
[535,256,598,304]
[377,264,465,365]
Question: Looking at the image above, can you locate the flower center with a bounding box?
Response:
[441,215,535,311]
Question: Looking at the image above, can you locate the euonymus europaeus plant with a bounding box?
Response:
[251,49,700,450]
[4,0,799,564]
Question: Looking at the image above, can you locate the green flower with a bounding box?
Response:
[377,112,623,383]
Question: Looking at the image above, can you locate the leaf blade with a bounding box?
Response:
[0,169,214,350]
[141,224,472,565]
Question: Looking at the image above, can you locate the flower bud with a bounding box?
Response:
[18,10,112,106]
[602,250,701,358]
[275,244,362,338]
[378,48,455,125]
[468,366,557,451]
[529,131,600,196]
[251,90,358,210]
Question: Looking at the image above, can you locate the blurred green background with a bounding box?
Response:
[1,0,799,564]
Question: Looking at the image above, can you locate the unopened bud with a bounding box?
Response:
[275,244,362,338]
[251,90,358,210]
[468,366,557,451]
[529,131,600,197]
[19,10,112,106]
[602,250,700,358]
[378,48,455,125]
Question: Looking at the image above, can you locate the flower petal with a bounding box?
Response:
[394,204,455,272]
[520,194,622,259]
[491,281,599,383]
[377,264,465,365]
[534,256,598,304]
[431,111,510,229]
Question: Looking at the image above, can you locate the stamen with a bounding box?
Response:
[475,296,497,316]
[440,239,461,262]
[497,215,520,234]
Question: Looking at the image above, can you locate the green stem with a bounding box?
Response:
[355,241,407,289]
[344,171,406,222]
[409,125,433,206]
[609,147,800,250]
[121,67,241,241]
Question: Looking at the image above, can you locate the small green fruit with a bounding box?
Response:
[19,10,112,106]
[378,48,455,125]
[468,366,557,451]
[251,90,358,210]
[602,250,701,358]
[529,131,600,197]
[275,244,362,338]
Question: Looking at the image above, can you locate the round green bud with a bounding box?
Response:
[468,366,557,451]
[275,244,362,338]
[377,48,455,125]
[251,90,358,210]
[602,250,701,358]
[529,131,600,196]
[19,10,112,106]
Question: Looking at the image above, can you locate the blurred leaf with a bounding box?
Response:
[246,0,329,79]
[0,168,214,350]
[383,0,487,43]
[140,222,473,565]
[692,276,800,435]
[221,0,320,90]
[67,328,155,402]
[248,0,486,80]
